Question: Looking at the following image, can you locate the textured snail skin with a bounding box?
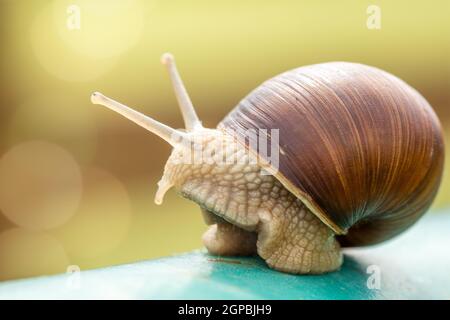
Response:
[219,62,445,246]
[159,130,342,274]
[93,58,444,274]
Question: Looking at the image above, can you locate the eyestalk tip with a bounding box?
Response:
[91,91,105,105]
[161,52,174,66]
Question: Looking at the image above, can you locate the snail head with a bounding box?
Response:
[91,53,229,206]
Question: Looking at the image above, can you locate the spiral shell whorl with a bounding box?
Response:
[219,62,444,246]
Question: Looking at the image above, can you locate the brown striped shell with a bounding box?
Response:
[218,62,445,247]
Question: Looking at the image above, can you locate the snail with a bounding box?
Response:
[91,53,444,274]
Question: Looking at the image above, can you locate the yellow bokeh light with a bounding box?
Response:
[55,167,131,260]
[52,0,145,59]
[30,3,118,82]
[0,228,70,281]
[6,94,97,163]
[0,141,83,230]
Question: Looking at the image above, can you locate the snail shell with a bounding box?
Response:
[219,62,445,246]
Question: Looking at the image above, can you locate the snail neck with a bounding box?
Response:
[154,127,299,228]
[154,128,260,212]
[155,127,343,273]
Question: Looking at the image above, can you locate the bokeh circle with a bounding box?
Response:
[0,141,83,230]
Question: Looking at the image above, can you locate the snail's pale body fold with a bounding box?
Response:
[159,130,342,273]
[92,53,444,275]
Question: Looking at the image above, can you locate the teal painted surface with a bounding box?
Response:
[0,211,449,299]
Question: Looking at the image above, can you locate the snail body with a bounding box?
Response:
[92,54,444,274]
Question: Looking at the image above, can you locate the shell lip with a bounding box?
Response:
[219,127,347,235]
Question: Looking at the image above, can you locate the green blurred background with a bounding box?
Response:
[0,0,448,281]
